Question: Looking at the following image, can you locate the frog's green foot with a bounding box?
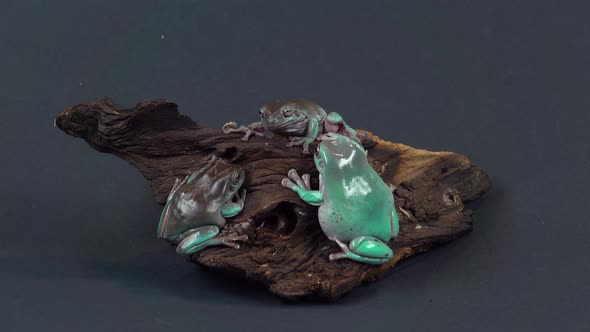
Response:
[176,225,248,255]
[328,237,394,265]
[281,169,323,206]
[220,189,246,218]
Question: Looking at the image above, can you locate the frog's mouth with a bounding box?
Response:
[267,119,308,133]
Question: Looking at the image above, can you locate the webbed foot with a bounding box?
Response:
[281,169,323,205]
[222,121,265,141]
[281,169,311,190]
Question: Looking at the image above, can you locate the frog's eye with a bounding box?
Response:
[258,109,265,117]
[314,144,320,157]
[282,109,293,117]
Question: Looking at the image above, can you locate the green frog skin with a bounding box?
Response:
[157,155,247,255]
[222,99,362,154]
[281,133,400,265]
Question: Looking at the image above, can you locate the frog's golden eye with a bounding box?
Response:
[282,109,293,117]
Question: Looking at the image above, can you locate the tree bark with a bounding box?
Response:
[55,98,491,300]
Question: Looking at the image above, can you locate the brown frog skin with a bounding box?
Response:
[157,155,247,255]
[222,99,363,154]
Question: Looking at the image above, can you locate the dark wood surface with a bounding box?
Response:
[55,98,491,300]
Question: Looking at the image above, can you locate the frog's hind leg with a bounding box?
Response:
[328,236,393,265]
[176,225,248,255]
[323,112,364,143]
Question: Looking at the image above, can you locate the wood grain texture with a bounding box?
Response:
[55,98,491,300]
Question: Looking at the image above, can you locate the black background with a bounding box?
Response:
[1,1,589,331]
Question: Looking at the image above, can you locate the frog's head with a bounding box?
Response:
[259,99,319,130]
[314,133,368,176]
[157,157,245,243]
[202,159,245,203]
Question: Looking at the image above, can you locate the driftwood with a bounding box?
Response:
[55,98,491,300]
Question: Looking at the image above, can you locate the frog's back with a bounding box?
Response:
[297,99,327,120]
[167,187,226,230]
[319,169,394,242]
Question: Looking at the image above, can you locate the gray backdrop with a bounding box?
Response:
[1,1,588,331]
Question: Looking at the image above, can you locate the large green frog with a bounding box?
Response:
[222,99,362,154]
[157,155,248,255]
[281,133,400,264]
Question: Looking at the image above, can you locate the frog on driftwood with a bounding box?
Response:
[55,98,491,300]
[157,155,247,255]
[222,99,363,154]
[282,134,400,265]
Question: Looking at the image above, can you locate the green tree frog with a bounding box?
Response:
[281,133,400,265]
[157,155,248,255]
[222,99,362,154]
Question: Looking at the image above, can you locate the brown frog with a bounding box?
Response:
[223,99,363,154]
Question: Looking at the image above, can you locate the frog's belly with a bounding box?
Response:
[318,202,393,242]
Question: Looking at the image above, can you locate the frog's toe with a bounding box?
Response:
[222,121,238,133]
[329,252,348,261]
[301,174,311,190]
[287,169,307,188]
[281,178,296,189]
[220,234,249,249]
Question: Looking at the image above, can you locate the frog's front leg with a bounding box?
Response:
[285,118,319,154]
[220,189,246,218]
[328,236,394,265]
[176,225,248,255]
[281,169,323,206]
[323,112,365,143]
[222,121,265,141]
